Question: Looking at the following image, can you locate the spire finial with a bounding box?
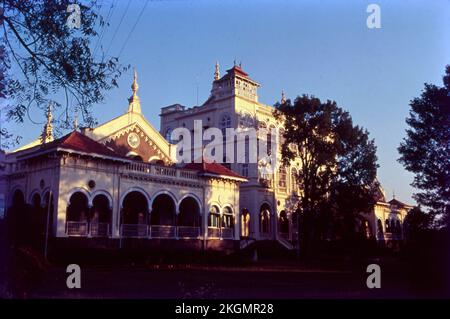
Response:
[393,189,396,199]
[41,103,54,143]
[128,69,141,113]
[281,90,286,104]
[214,61,220,80]
[132,69,139,95]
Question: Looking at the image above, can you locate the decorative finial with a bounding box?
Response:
[131,69,139,95]
[239,62,242,68]
[233,59,236,66]
[281,90,286,104]
[393,189,396,199]
[128,69,141,113]
[214,61,220,81]
[41,103,54,143]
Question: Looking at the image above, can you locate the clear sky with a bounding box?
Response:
[6,0,450,205]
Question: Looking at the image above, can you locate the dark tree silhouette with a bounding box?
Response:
[398,65,450,227]
[403,206,431,241]
[274,95,378,255]
[0,0,128,148]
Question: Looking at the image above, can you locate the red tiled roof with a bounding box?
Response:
[183,160,246,180]
[226,65,249,77]
[40,131,124,159]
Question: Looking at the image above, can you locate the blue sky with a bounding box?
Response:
[6,0,450,204]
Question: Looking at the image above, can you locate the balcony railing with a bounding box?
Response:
[120,224,148,238]
[66,222,232,240]
[207,227,234,239]
[150,225,177,238]
[66,221,89,236]
[207,227,221,238]
[177,226,201,239]
[221,227,234,239]
[154,166,176,177]
[122,162,199,181]
[90,222,110,237]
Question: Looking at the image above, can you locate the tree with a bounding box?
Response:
[274,95,378,255]
[403,206,431,240]
[0,0,128,148]
[398,65,450,227]
[330,113,378,241]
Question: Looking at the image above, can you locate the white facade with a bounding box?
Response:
[160,64,301,247]
[0,73,246,251]
[0,66,411,253]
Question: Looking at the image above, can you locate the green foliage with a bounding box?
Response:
[0,0,129,148]
[274,95,378,242]
[398,65,450,227]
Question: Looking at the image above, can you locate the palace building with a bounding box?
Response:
[0,64,411,254]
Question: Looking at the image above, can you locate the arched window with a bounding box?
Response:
[178,197,201,227]
[362,220,371,238]
[279,211,289,235]
[260,203,271,234]
[8,189,27,245]
[66,191,89,236]
[120,191,149,237]
[220,113,232,135]
[385,219,390,233]
[178,196,201,238]
[209,206,220,228]
[267,125,276,155]
[67,192,89,222]
[126,152,143,162]
[151,194,176,226]
[377,218,384,236]
[222,206,234,228]
[241,208,250,237]
[121,191,148,225]
[91,194,111,237]
[278,166,287,188]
